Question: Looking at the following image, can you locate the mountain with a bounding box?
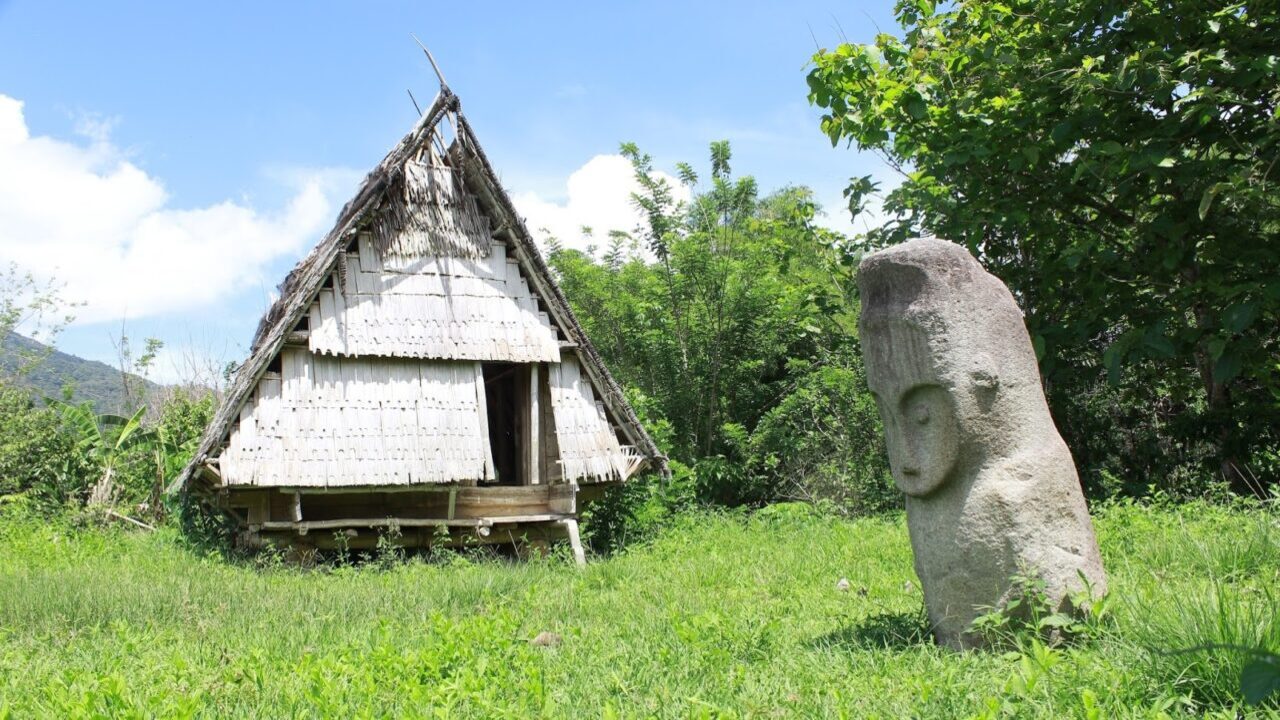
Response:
[0,332,160,414]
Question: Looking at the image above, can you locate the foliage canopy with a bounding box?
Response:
[549,141,893,515]
[808,0,1280,492]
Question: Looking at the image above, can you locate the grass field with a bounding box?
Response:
[0,500,1276,718]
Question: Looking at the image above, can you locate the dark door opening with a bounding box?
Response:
[482,363,525,485]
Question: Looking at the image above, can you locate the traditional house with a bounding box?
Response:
[175,88,663,560]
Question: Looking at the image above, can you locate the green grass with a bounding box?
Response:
[0,501,1276,718]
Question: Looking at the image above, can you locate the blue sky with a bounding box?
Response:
[0,1,897,382]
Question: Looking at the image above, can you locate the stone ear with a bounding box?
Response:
[970,368,1000,410]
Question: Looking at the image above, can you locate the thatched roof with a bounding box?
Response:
[174,88,663,493]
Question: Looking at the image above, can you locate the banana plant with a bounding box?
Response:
[48,399,151,506]
[150,419,202,511]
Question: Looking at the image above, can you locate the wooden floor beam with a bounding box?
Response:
[259,513,572,534]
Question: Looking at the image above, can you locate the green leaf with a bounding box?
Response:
[114,406,149,452]
[1241,657,1280,706]
[1102,342,1125,385]
[1156,156,1178,168]
[1213,352,1242,384]
[1032,334,1046,360]
[1199,183,1225,220]
[1207,336,1227,361]
[1038,613,1075,629]
[1223,302,1258,334]
[1050,121,1073,146]
[1143,333,1176,358]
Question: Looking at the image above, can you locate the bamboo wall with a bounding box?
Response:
[222,349,493,486]
[308,233,559,362]
[548,355,642,483]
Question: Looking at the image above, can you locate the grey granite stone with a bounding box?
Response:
[858,238,1107,648]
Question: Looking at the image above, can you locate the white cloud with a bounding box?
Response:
[0,94,345,325]
[510,154,690,256]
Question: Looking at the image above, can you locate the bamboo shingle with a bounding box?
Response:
[223,349,491,487]
[308,234,558,362]
[548,355,635,483]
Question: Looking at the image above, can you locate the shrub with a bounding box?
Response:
[0,383,91,507]
[748,362,897,515]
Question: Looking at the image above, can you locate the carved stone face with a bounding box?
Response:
[872,381,960,497]
[857,238,1108,650]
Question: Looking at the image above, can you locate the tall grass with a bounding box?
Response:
[0,501,1276,717]
[1109,506,1279,708]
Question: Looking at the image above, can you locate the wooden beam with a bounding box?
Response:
[474,362,496,481]
[197,461,222,486]
[483,513,571,524]
[277,485,458,494]
[447,486,457,520]
[258,513,571,533]
[548,483,577,514]
[105,509,156,532]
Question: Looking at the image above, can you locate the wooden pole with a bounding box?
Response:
[410,33,448,89]
[104,509,156,532]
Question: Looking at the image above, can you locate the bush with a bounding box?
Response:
[0,383,92,507]
[0,380,217,519]
[748,361,897,515]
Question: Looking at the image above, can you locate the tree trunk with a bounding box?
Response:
[87,465,116,507]
[1192,326,1255,497]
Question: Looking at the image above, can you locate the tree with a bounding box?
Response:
[0,262,78,378]
[553,142,851,463]
[49,399,149,506]
[548,141,894,510]
[808,0,1279,493]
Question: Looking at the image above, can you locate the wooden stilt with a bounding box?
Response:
[560,518,586,567]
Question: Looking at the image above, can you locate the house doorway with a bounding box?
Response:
[482,363,526,485]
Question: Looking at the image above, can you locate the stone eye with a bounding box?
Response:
[914,406,931,425]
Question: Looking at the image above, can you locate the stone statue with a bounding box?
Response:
[858,238,1106,649]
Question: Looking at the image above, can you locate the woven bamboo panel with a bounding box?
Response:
[309,234,560,362]
[548,355,640,483]
[221,349,493,487]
